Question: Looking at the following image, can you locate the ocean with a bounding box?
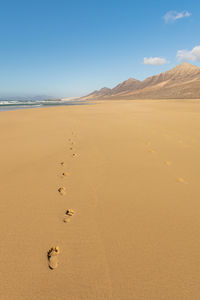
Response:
[0,99,85,112]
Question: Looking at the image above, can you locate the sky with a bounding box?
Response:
[0,0,199,97]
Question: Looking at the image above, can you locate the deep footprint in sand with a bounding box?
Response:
[62,172,68,177]
[72,153,78,157]
[63,209,75,223]
[61,162,65,166]
[58,187,66,195]
[66,209,75,216]
[47,246,60,270]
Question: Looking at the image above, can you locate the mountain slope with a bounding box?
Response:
[81,63,200,100]
[111,78,141,95]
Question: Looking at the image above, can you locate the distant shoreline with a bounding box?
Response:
[0,100,86,112]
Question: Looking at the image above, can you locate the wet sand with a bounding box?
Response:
[0,100,200,299]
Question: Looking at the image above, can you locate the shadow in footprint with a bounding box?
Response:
[58,187,66,195]
[62,172,68,177]
[63,209,75,223]
[47,246,60,270]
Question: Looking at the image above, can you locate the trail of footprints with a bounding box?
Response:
[47,133,188,268]
[147,139,188,184]
[47,132,78,270]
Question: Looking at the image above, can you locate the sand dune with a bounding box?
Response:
[1,100,200,299]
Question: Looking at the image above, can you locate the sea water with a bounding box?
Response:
[0,99,85,112]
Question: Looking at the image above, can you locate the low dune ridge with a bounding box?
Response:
[0,100,200,299]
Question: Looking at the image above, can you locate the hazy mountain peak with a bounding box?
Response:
[168,62,200,75]
[99,87,111,92]
[176,62,199,69]
[111,77,141,95]
[126,77,140,82]
[85,86,111,98]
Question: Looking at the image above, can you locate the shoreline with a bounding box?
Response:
[0,100,87,112]
[2,98,200,112]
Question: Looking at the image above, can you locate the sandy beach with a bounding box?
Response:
[1,100,200,300]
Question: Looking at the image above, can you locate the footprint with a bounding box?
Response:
[63,209,75,223]
[70,147,73,150]
[148,149,155,153]
[61,162,65,166]
[58,187,66,195]
[72,153,78,157]
[47,246,60,270]
[177,177,188,184]
[164,161,172,166]
[63,217,70,223]
[66,209,75,216]
[62,172,68,177]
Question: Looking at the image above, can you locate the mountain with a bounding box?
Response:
[81,63,200,100]
[85,87,112,99]
[111,78,141,94]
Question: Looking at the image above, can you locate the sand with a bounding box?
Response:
[0,100,200,299]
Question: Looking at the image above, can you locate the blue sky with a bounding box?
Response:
[0,0,199,97]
